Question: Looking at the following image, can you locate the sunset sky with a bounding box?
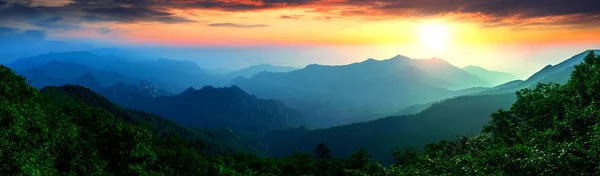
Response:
[1,0,600,78]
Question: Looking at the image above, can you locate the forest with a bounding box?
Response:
[1,51,600,175]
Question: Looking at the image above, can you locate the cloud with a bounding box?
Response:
[169,0,319,11]
[280,15,302,19]
[24,30,46,39]
[27,16,81,30]
[97,27,115,34]
[0,0,195,28]
[325,0,600,27]
[0,26,19,34]
[208,23,269,28]
[1,0,599,31]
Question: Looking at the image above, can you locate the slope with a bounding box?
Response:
[479,49,600,95]
[266,93,517,165]
[462,65,518,86]
[226,63,299,79]
[40,84,265,155]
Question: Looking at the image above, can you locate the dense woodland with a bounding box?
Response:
[1,51,600,175]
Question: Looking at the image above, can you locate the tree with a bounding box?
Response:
[314,143,332,160]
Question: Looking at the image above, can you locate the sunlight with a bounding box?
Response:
[418,23,450,51]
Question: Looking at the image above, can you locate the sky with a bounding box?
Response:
[1,0,600,78]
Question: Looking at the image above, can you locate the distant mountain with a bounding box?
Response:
[462,65,518,86]
[409,57,491,90]
[232,55,490,128]
[392,103,433,116]
[17,60,139,88]
[117,85,306,133]
[227,64,299,79]
[478,50,600,95]
[266,93,517,165]
[7,51,221,93]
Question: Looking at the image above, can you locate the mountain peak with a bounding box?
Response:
[180,86,196,95]
[390,54,412,61]
[73,72,102,89]
[463,65,484,69]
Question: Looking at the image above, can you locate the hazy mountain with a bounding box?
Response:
[266,93,517,165]
[392,103,433,116]
[462,65,518,86]
[117,85,306,133]
[227,64,299,79]
[16,60,139,89]
[232,55,490,128]
[7,51,221,92]
[478,50,600,95]
[409,57,491,89]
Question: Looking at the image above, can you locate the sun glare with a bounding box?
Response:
[419,23,449,51]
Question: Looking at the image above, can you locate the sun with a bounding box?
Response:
[418,23,449,50]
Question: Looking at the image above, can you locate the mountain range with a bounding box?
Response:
[118,85,306,133]
[231,55,493,128]
[474,49,600,95]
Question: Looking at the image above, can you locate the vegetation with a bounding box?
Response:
[1,51,600,175]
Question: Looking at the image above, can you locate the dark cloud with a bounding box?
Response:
[1,0,599,30]
[0,26,19,34]
[0,0,195,29]
[27,16,81,30]
[280,15,302,19]
[97,27,115,34]
[170,0,319,11]
[24,30,46,39]
[329,0,600,27]
[207,23,269,28]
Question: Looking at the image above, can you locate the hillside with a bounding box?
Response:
[462,65,518,86]
[266,93,517,164]
[40,85,265,155]
[478,49,600,95]
[226,63,299,79]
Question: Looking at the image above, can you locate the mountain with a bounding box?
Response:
[478,49,600,95]
[117,85,306,133]
[392,103,433,116]
[408,57,491,89]
[266,93,517,165]
[231,55,490,128]
[7,51,221,93]
[226,64,299,79]
[15,60,139,88]
[462,65,518,86]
